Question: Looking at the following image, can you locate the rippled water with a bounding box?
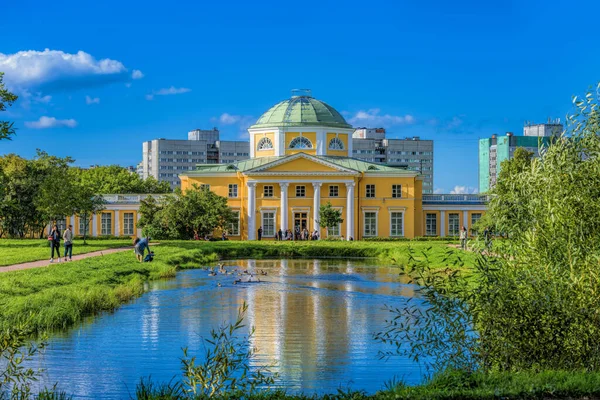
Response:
[33,259,426,398]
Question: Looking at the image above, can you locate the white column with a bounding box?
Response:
[92,213,98,237]
[136,213,142,237]
[280,183,289,231]
[440,210,446,237]
[247,182,257,240]
[463,209,469,230]
[114,210,120,237]
[345,182,355,240]
[70,215,75,229]
[312,182,322,233]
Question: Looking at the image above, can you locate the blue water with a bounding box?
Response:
[33,259,426,398]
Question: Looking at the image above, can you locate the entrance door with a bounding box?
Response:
[294,212,308,231]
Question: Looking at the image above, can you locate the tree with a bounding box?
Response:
[318,202,343,237]
[489,147,534,238]
[0,72,18,141]
[137,195,165,238]
[71,175,106,243]
[138,185,234,240]
[74,165,171,194]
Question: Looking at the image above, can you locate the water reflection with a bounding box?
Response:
[35,259,422,399]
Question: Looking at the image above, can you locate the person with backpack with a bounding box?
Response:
[63,224,74,261]
[49,224,61,263]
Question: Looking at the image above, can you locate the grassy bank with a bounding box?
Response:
[0,238,133,266]
[0,240,474,333]
[131,369,600,399]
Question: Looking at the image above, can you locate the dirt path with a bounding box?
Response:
[0,247,134,273]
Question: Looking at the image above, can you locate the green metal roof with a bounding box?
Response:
[182,154,415,175]
[250,95,352,129]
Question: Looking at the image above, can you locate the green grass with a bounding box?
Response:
[132,369,600,399]
[0,240,477,334]
[0,238,134,266]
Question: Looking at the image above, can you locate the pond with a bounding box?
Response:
[34,259,426,398]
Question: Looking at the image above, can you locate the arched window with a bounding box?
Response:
[289,136,313,149]
[328,137,344,150]
[257,137,273,151]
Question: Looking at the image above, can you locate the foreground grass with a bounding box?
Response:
[133,369,600,399]
[0,238,133,266]
[0,240,475,333]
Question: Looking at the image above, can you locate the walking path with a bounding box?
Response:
[0,247,134,273]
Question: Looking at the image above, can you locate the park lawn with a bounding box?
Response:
[0,238,134,266]
[0,239,480,333]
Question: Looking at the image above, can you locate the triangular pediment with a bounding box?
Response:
[244,153,358,175]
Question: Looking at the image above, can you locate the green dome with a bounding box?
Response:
[251,95,352,129]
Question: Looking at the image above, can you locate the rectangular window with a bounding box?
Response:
[56,218,67,232]
[78,216,92,236]
[390,212,404,236]
[229,211,240,236]
[263,185,274,198]
[426,213,437,236]
[200,184,210,191]
[366,184,375,198]
[327,224,340,237]
[329,185,339,197]
[363,211,377,237]
[296,185,306,197]
[448,213,460,236]
[123,212,135,236]
[262,212,275,237]
[101,213,112,236]
[228,184,238,198]
[471,213,482,226]
[471,213,482,234]
[392,184,402,198]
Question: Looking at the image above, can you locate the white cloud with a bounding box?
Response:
[25,116,77,129]
[85,95,100,105]
[348,108,416,127]
[131,69,144,79]
[434,188,445,194]
[219,113,241,125]
[34,94,52,103]
[0,49,133,92]
[450,185,479,194]
[146,86,191,100]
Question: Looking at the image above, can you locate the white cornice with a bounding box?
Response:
[244,152,358,174]
[246,171,358,177]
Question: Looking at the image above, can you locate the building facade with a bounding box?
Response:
[175,92,483,240]
[352,128,434,193]
[142,128,250,189]
[478,121,563,193]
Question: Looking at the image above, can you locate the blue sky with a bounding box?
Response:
[1,0,599,193]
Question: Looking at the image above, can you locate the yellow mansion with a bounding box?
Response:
[56,93,487,240]
[177,93,488,240]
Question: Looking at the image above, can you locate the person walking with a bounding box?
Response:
[63,224,74,261]
[459,226,468,250]
[257,226,263,241]
[278,228,283,241]
[49,224,61,263]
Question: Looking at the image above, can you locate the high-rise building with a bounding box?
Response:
[142,128,250,189]
[478,120,563,193]
[352,128,434,193]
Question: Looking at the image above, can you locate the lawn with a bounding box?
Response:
[0,238,134,266]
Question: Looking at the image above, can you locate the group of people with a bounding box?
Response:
[48,224,74,263]
[257,226,320,241]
